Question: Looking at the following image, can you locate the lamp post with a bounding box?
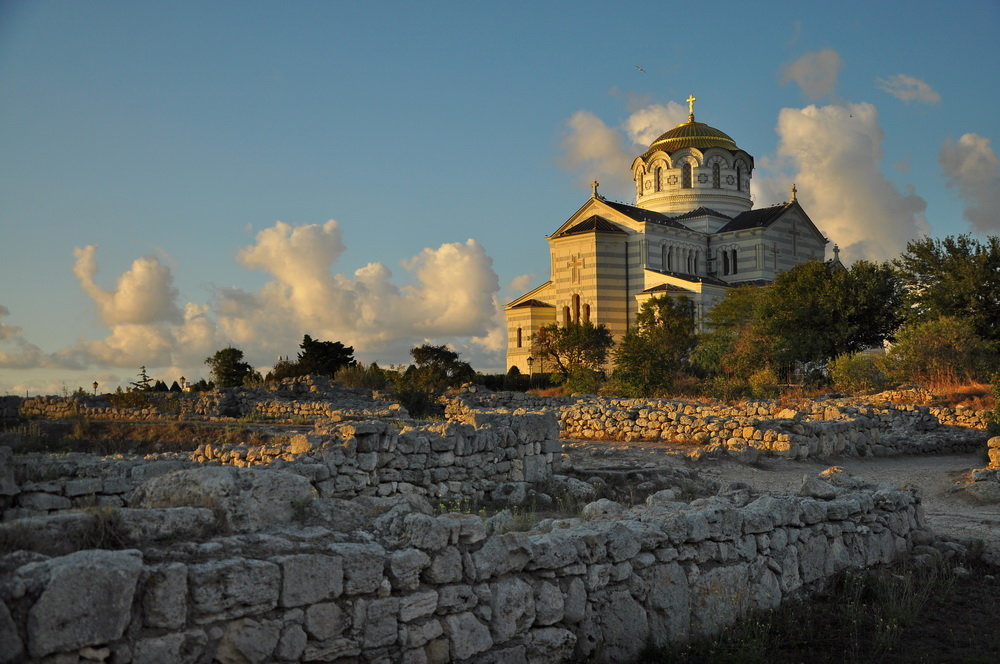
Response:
[179,376,186,391]
[526,356,534,390]
[92,381,98,396]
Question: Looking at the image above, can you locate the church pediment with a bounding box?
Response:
[551,214,627,239]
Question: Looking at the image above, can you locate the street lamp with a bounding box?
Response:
[179,376,186,391]
[526,356,534,389]
[92,381,98,396]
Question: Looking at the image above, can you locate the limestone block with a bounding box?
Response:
[401,618,444,648]
[18,492,71,512]
[589,589,649,662]
[533,581,564,626]
[489,576,535,642]
[64,478,102,497]
[581,498,625,519]
[966,480,1000,503]
[644,561,689,646]
[690,563,750,636]
[275,624,307,661]
[131,466,315,533]
[117,507,216,542]
[143,562,187,628]
[400,590,438,622]
[562,577,586,624]
[328,542,385,594]
[0,601,23,664]
[301,637,359,661]
[425,547,463,584]
[275,553,343,607]
[526,627,576,663]
[188,558,280,622]
[305,602,346,640]
[25,549,143,658]
[443,611,493,660]
[403,513,450,551]
[359,597,398,648]
[215,618,280,664]
[389,548,432,591]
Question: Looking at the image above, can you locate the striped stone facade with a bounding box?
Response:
[506,109,829,373]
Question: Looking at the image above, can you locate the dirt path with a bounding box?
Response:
[562,440,1000,562]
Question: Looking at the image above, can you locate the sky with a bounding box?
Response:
[1,0,997,394]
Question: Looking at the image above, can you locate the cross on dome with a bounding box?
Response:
[686,94,696,121]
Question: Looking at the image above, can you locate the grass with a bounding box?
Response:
[926,379,993,410]
[640,560,964,664]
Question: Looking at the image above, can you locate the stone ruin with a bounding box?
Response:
[0,380,993,663]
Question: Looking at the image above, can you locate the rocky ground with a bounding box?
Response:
[562,440,1000,563]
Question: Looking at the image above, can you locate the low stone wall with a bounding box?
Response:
[0,469,929,664]
[0,414,560,522]
[447,390,989,460]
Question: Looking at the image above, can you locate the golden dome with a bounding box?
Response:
[642,120,739,158]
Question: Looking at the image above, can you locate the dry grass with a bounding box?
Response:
[926,379,994,409]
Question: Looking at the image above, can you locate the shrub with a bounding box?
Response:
[335,362,388,390]
[886,316,998,385]
[748,367,780,399]
[563,368,605,395]
[108,388,153,409]
[828,353,890,394]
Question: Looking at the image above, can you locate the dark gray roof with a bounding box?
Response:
[716,202,791,232]
[507,298,555,309]
[553,214,627,238]
[640,283,695,294]
[599,199,692,230]
[672,206,732,222]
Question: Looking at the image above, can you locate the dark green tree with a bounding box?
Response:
[391,344,475,417]
[893,234,1000,343]
[129,366,154,391]
[296,335,356,377]
[169,381,182,392]
[533,322,614,375]
[613,296,696,395]
[205,347,255,388]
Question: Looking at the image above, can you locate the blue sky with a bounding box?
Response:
[1,0,997,393]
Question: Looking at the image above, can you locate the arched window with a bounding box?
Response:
[712,163,721,188]
[654,166,662,192]
[731,249,738,275]
[583,304,591,323]
[563,306,570,327]
[667,246,673,271]
[722,250,730,275]
[516,327,522,348]
[661,244,668,270]
[694,253,699,274]
[681,163,692,189]
[572,294,581,324]
[736,164,743,191]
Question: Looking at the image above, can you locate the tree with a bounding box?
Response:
[169,381,182,392]
[205,347,255,388]
[893,235,1000,343]
[885,316,998,385]
[692,285,774,378]
[129,366,154,391]
[533,322,614,375]
[297,335,356,377]
[408,344,474,392]
[613,296,696,395]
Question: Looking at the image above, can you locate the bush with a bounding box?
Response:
[886,316,998,385]
[748,367,780,399]
[564,368,604,395]
[335,363,388,390]
[828,353,890,394]
[108,389,153,409]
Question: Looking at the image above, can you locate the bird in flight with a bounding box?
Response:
[635,65,646,73]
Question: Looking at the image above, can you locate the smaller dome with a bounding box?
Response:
[642,120,739,159]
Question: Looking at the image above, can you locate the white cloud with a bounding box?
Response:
[0,305,82,370]
[939,132,1000,233]
[780,49,843,99]
[622,102,687,146]
[73,246,182,326]
[560,102,687,198]
[762,102,930,262]
[877,74,940,105]
[505,274,534,295]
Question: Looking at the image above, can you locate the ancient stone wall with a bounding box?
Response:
[0,471,928,664]
[0,415,560,522]
[447,391,989,460]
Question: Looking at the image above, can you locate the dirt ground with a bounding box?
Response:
[561,440,1000,562]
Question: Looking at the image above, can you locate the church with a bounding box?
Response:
[505,96,830,373]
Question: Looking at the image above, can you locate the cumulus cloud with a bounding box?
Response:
[780,49,843,99]
[73,246,182,326]
[217,220,499,359]
[560,102,686,197]
[877,74,940,105]
[0,306,81,370]
[939,132,1000,233]
[764,102,929,261]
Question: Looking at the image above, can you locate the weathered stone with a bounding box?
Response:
[25,549,142,658]
[588,590,649,662]
[360,597,398,648]
[966,480,1000,503]
[400,590,438,622]
[275,553,342,607]
[116,507,215,542]
[533,581,563,625]
[302,638,360,661]
[645,562,689,645]
[305,602,346,640]
[691,564,750,636]
[490,576,535,643]
[526,627,576,663]
[188,558,280,622]
[275,624,306,661]
[443,611,492,660]
[143,562,187,628]
[131,466,315,532]
[424,546,463,584]
[18,492,71,512]
[64,478,102,497]
[215,618,280,664]
[328,541,384,594]
[389,548,431,590]
[0,601,23,664]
